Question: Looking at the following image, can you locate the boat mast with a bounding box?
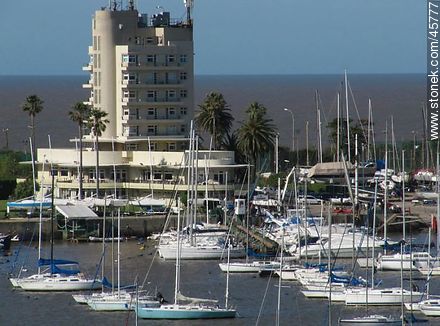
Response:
[344,70,351,162]
[194,135,200,226]
[316,90,323,164]
[337,93,340,162]
[402,150,406,241]
[102,196,106,293]
[371,180,378,289]
[367,99,371,161]
[117,207,121,298]
[174,199,181,305]
[437,152,440,255]
[224,172,228,225]
[276,228,284,326]
[37,159,46,275]
[306,121,310,166]
[50,167,55,275]
[384,122,388,254]
[148,136,153,198]
[246,164,250,264]
[327,203,332,326]
[205,155,209,224]
[225,238,231,309]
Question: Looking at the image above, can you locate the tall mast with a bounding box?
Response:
[437,153,440,255]
[50,167,55,274]
[306,121,310,166]
[367,99,371,160]
[384,122,388,254]
[174,199,181,305]
[37,159,46,275]
[316,90,323,163]
[337,92,340,162]
[344,70,351,162]
[117,207,121,298]
[371,180,378,289]
[402,150,406,241]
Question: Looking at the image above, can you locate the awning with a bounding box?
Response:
[56,205,98,219]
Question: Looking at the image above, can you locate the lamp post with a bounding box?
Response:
[2,128,8,150]
[283,108,295,155]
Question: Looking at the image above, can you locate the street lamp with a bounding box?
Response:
[283,108,295,154]
[2,128,8,150]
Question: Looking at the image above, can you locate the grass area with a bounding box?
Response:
[0,200,7,218]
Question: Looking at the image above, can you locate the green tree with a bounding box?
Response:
[14,179,38,200]
[195,92,233,149]
[87,108,109,196]
[326,118,368,161]
[237,102,276,177]
[68,102,91,200]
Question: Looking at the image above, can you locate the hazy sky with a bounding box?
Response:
[0,0,426,75]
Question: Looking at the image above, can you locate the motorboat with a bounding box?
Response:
[338,314,401,325]
[345,287,423,305]
[376,252,435,271]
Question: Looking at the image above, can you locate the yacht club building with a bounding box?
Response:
[36,4,243,203]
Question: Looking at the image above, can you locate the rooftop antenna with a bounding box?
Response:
[128,0,135,10]
[111,0,118,11]
[183,0,193,25]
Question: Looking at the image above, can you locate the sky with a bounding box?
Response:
[0,0,426,75]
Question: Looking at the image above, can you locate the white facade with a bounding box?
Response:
[36,3,242,202]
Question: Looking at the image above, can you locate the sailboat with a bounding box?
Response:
[338,185,402,324]
[158,127,245,260]
[87,208,160,311]
[137,200,236,319]
[11,167,99,291]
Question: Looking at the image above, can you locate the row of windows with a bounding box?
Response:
[122,54,187,64]
[123,90,188,99]
[123,107,187,117]
[122,72,187,82]
[123,125,186,135]
[124,142,182,152]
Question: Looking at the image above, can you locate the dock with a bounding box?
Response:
[231,222,279,255]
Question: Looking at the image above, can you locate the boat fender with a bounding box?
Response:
[432,214,437,233]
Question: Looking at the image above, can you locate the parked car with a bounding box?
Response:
[330,197,352,204]
[298,195,322,205]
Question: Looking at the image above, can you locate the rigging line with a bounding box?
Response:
[255,244,281,326]
[140,154,187,290]
[348,81,368,143]
[8,217,35,276]
[220,166,248,261]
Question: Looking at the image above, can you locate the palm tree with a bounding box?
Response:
[221,131,245,164]
[237,102,276,177]
[68,102,91,200]
[22,94,44,156]
[22,94,44,196]
[195,92,233,149]
[88,108,109,197]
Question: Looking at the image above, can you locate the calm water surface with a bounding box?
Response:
[1,233,439,326]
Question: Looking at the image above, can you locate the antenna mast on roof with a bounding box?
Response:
[183,0,193,25]
[128,0,135,10]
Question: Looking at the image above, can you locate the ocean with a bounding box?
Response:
[0,74,426,152]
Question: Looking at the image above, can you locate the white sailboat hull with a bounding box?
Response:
[18,274,100,291]
[137,304,236,319]
[377,253,434,271]
[88,298,160,311]
[218,261,280,273]
[339,314,401,325]
[345,288,423,305]
[159,245,245,260]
